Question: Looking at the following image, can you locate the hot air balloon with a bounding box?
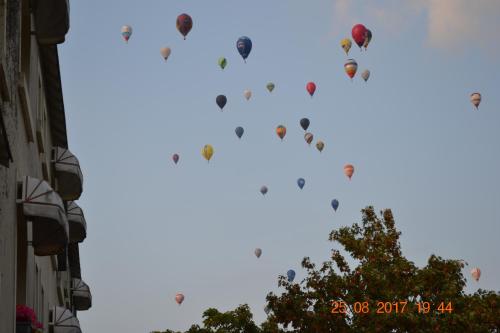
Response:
[363,29,372,49]
[297,178,305,189]
[340,38,352,55]
[352,24,368,48]
[244,89,252,101]
[471,268,481,281]
[304,132,313,145]
[201,145,214,162]
[344,164,354,180]
[175,293,184,305]
[216,95,227,110]
[361,69,370,82]
[235,126,244,139]
[172,153,179,164]
[160,47,171,61]
[345,59,358,79]
[266,82,275,93]
[276,125,286,140]
[316,140,324,153]
[306,82,316,97]
[218,57,227,70]
[260,186,268,195]
[236,36,252,63]
[176,14,193,40]
[287,270,296,282]
[331,199,339,212]
[300,118,310,131]
[254,248,262,258]
[470,93,481,109]
[121,25,132,43]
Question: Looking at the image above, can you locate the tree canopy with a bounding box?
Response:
[154,207,499,333]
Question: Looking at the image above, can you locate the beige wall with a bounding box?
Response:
[0,1,74,332]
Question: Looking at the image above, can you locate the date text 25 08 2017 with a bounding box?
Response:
[331,301,453,315]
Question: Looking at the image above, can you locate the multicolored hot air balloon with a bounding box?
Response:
[160,47,171,61]
[176,13,193,40]
[471,268,481,281]
[363,29,372,49]
[300,118,310,131]
[306,82,316,97]
[276,125,286,140]
[470,93,481,109]
[345,59,358,80]
[331,199,339,212]
[235,126,244,139]
[287,269,296,282]
[297,178,305,189]
[361,69,370,82]
[121,25,132,43]
[236,36,252,63]
[260,186,268,195]
[340,38,352,55]
[352,24,368,48]
[216,95,227,110]
[266,82,275,93]
[172,153,179,164]
[175,293,184,305]
[218,57,227,70]
[201,145,214,162]
[344,164,354,180]
[316,140,324,153]
[304,132,313,145]
[254,248,262,258]
[244,89,252,101]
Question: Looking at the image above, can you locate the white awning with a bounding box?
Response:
[17,176,68,256]
[72,278,92,311]
[52,147,83,200]
[51,307,82,333]
[67,201,87,243]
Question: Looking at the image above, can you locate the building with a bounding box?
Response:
[0,1,91,332]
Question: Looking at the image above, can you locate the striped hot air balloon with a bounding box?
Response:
[344,164,354,180]
[344,59,358,79]
[304,132,313,145]
[121,25,132,43]
[276,125,286,140]
[201,145,214,162]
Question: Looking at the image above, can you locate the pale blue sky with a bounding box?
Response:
[58,1,499,331]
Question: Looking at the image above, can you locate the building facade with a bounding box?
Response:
[0,1,91,332]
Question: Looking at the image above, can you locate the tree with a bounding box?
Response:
[156,207,500,332]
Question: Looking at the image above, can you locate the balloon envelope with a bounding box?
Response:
[306,82,316,97]
[341,38,352,55]
[216,95,227,110]
[218,57,227,70]
[121,25,132,42]
[331,199,339,211]
[235,126,244,139]
[243,89,252,100]
[361,69,370,82]
[471,268,481,281]
[236,36,252,61]
[352,24,367,47]
[300,118,310,131]
[160,47,171,60]
[344,164,354,180]
[304,132,313,145]
[266,82,275,92]
[172,153,179,164]
[175,293,184,305]
[176,13,193,39]
[201,145,214,162]
[316,140,324,152]
[297,178,305,189]
[276,125,286,140]
[363,29,372,49]
[254,248,262,258]
[260,186,268,195]
[470,93,481,109]
[345,59,358,79]
[287,270,296,282]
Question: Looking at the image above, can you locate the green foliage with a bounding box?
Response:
[156,207,500,332]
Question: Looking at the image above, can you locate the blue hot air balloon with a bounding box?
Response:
[236,36,252,62]
[297,178,305,189]
[300,118,310,131]
[331,199,339,212]
[235,126,244,139]
[287,269,296,282]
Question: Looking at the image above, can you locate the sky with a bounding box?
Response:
[57,1,500,331]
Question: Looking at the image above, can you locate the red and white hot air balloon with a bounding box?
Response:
[471,268,481,282]
[344,164,355,180]
[175,293,185,305]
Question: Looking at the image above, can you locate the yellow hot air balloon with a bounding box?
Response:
[340,38,352,55]
[201,144,214,162]
[316,140,324,152]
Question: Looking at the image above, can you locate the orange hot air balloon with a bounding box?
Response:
[276,125,286,140]
[471,268,481,281]
[344,164,354,180]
